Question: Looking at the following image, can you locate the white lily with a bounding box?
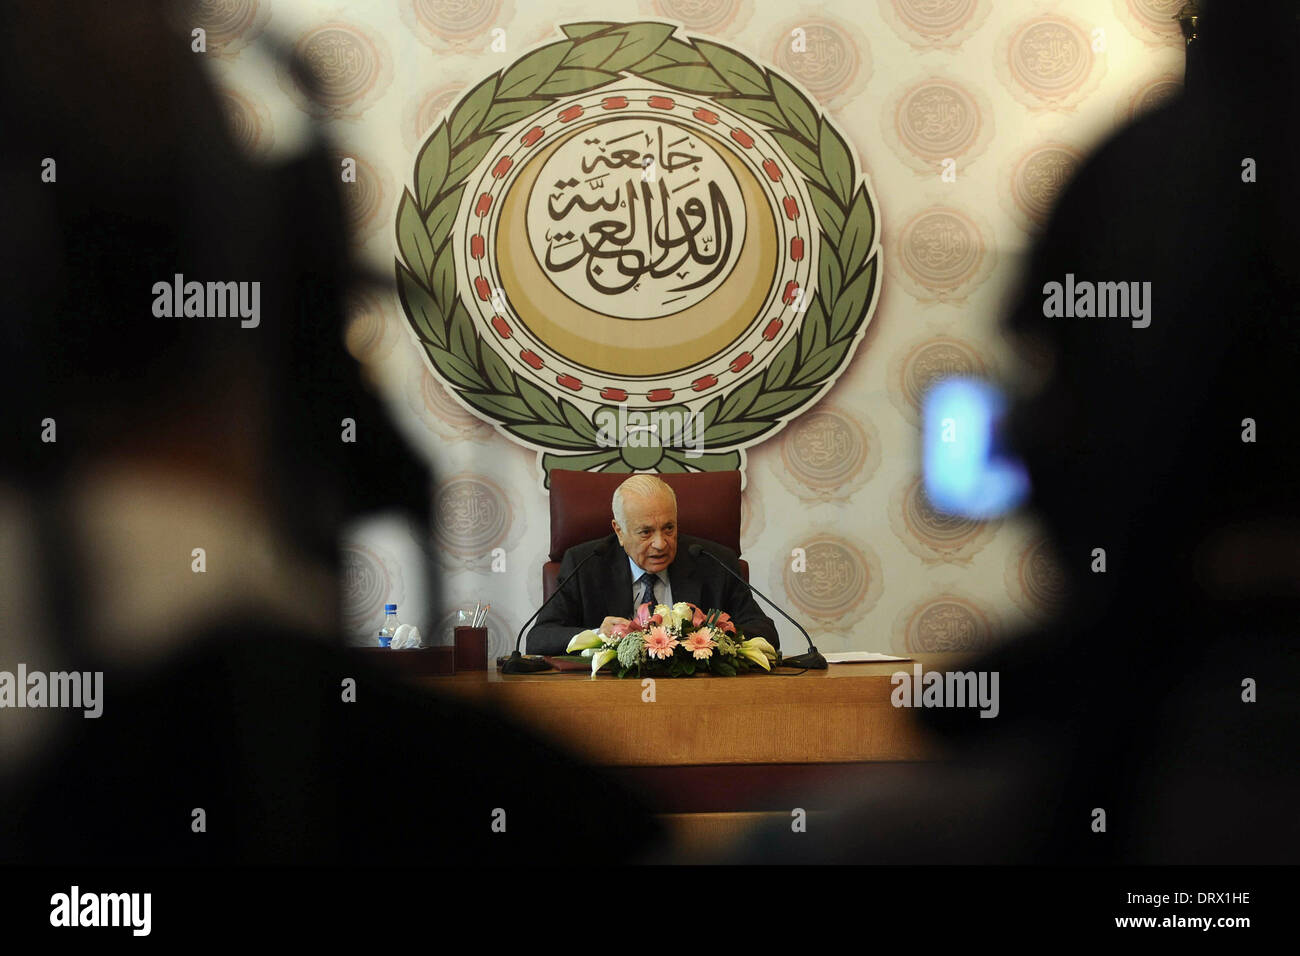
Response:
[741,636,778,662]
[738,644,772,671]
[566,629,603,653]
[590,647,616,678]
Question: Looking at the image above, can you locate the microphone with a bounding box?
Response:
[687,543,827,670]
[500,538,610,673]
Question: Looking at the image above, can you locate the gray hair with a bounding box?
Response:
[612,475,677,530]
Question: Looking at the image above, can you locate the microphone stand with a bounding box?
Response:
[689,544,828,670]
[500,541,608,673]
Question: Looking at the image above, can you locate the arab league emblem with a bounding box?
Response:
[395,21,880,487]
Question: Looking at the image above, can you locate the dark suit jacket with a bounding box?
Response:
[526,533,779,656]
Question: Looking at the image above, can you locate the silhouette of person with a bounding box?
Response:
[0,2,662,865]
[706,0,1300,865]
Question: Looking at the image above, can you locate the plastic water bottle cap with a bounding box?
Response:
[384,604,397,613]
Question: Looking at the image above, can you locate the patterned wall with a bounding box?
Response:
[197,0,1188,656]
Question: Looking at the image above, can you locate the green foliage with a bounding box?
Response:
[616,634,646,668]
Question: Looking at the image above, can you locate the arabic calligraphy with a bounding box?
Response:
[526,118,747,320]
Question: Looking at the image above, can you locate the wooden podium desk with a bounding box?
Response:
[408,654,976,852]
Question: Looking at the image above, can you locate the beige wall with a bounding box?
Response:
[196,0,1188,654]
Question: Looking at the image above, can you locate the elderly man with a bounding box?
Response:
[526,475,779,656]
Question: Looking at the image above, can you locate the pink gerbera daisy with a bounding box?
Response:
[682,629,717,659]
[644,625,678,660]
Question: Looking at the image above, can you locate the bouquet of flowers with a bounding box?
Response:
[566,602,778,678]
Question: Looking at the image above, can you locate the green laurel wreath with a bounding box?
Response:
[395,20,878,486]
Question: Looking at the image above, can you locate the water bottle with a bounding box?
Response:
[377,604,400,648]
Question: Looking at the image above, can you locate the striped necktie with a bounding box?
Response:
[635,572,658,612]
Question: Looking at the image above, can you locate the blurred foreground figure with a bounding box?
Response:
[0,1,660,864]
[716,0,1300,864]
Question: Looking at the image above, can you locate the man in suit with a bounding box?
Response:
[526,475,779,656]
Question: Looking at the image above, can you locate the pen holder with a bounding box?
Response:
[454,626,488,671]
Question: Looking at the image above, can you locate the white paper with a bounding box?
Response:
[822,651,909,663]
